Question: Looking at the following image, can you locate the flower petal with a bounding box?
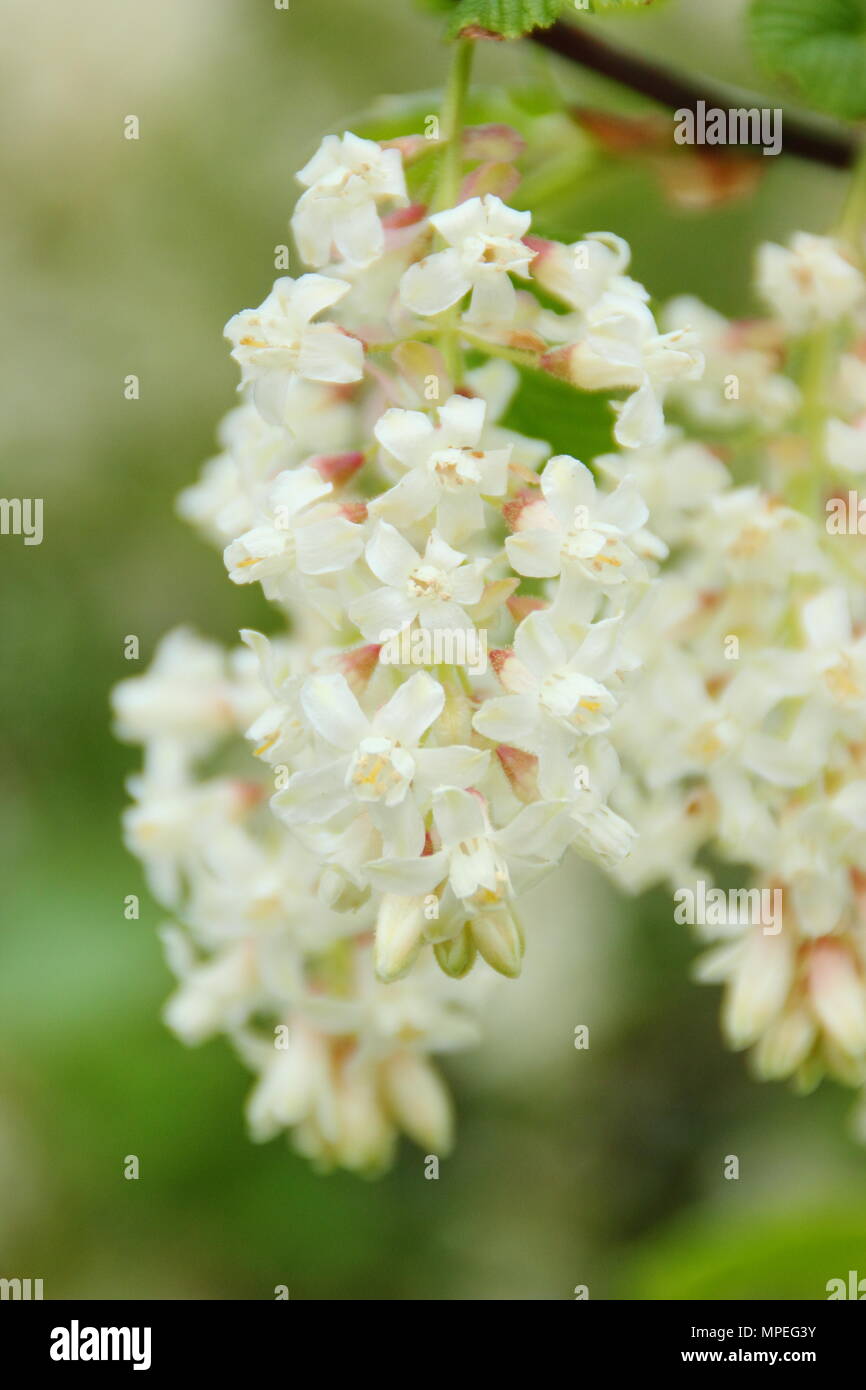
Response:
[400,249,470,317]
[472,694,540,751]
[365,520,419,587]
[295,516,364,574]
[297,323,364,383]
[505,529,562,578]
[349,586,417,642]
[271,758,350,823]
[335,199,384,268]
[375,407,434,469]
[366,852,448,895]
[414,746,490,797]
[437,393,485,446]
[370,468,438,529]
[300,673,369,749]
[433,786,486,844]
[374,670,444,746]
[513,611,564,680]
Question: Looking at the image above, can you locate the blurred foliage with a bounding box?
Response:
[1,0,864,1300]
[749,0,866,120]
[623,1206,866,1299]
[446,0,565,40]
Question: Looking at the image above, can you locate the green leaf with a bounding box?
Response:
[620,1204,866,1300]
[447,0,566,40]
[500,365,615,461]
[749,0,866,120]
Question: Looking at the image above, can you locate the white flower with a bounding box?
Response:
[756,232,866,333]
[400,195,533,323]
[532,737,636,866]
[272,670,489,857]
[752,1005,816,1080]
[176,454,254,545]
[807,939,866,1059]
[716,928,794,1051]
[292,132,408,269]
[556,292,704,448]
[239,628,307,765]
[163,942,258,1045]
[826,415,866,473]
[800,588,866,710]
[628,646,815,792]
[122,773,249,906]
[349,521,486,640]
[112,628,235,753]
[708,487,826,583]
[473,610,623,784]
[662,296,799,429]
[594,427,729,546]
[245,1011,455,1167]
[505,453,650,590]
[529,230,640,313]
[224,465,364,597]
[367,786,572,911]
[370,394,510,543]
[224,275,363,427]
[245,1020,328,1141]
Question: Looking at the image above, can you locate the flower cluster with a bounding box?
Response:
[607,230,866,1131]
[114,124,695,1171]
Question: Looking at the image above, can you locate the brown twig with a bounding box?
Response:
[528,20,858,170]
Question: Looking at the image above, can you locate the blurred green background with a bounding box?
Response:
[1,0,864,1300]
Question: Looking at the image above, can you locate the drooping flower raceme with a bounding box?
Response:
[116,73,866,1166]
[113,111,688,1173]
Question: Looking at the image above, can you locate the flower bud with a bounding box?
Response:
[434,925,476,978]
[374,893,427,981]
[807,939,866,1058]
[381,1051,454,1153]
[471,907,523,979]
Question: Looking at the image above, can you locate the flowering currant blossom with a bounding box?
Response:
[223,465,364,605]
[349,522,487,640]
[273,670,489,858]
[292,132,408,270]
[505,453,653,594]
[115,101,704,1172]
[528,231,641,313]
[473,610,623,786]
[400,194,534,323]
[755,232,865,333]
[370,394,510,544]
[225,274,363,428]
[549,293,704,449]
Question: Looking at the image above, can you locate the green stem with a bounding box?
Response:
[459,328,541,370]
[837,135,866,261]
[365,330,437,354]
[433,39,475,385]
[433,39,474,215]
